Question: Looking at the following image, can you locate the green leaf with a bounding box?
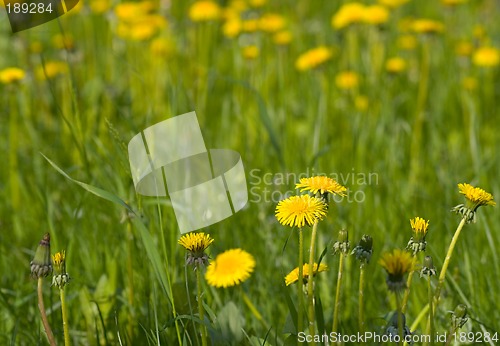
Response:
[41,153,134,213]
[218,301,244,343]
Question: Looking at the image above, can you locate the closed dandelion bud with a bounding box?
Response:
[386,311,413,344]
[352,234,373,264]
[30,233,52,279]
[333,229,350,255]
[420,256,437,277]
[451,304,468,330]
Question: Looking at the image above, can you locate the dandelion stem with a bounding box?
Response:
[298,228,304,337]
[401,256,418,313]
[427,275,434,346]
[358,263,366,333]
[37,278,56,346]
[196,268,208,346]
[434,217,467,305]
[60,287,70,346]
[332,252,345,333]
[307,221,319,339]
[395,293,403,346]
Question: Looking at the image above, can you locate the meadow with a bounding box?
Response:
[0,0,499,345]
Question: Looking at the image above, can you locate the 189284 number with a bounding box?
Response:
[6,2,53,14]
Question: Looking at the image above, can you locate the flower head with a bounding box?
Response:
[242,45,259,60]
[472,47,499,67]
[407,217,429,255]
[275,195,327,228]
[178,232,214,268]
[205,249,255,288]
[411,19,444,34]
[273,30,292,45]
[52,251,70,289]
[379,249,413,292]
[420,255,437,278]
[335,71,359,90]
[0,67,26,84]
[362,5,389,25]
[189,1,221,22]
[333,229,350,255]
[352,234,373,264]
[30,233,52,279]
[451,304,468,330]
[453,183,495,223]
[285,263,328,286]
[296,176,347,198]
[331,2,366,30]
[295,46,333,71]
[386,57,406,73]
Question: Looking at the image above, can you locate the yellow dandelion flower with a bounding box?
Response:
[205,249,255,288]
[472,47,500,67]
[296,176,347,196]
[275,195,327,228]
[331,2,366,30]
[242,18,260,32]
[362,5,389,25]
[0,67,25,84]
[453,183,495,223]
[407,217,429,254]
[273,30,292,45]
[379,249,413,292]
[189,1,221,22]
[410,217,429,236]
[242,45,259,59]
[411,19,444,34]
[377,0,409,8]
[458,183,495,207]
[223,18,242,38]
[397,35,417,50]
[295,46,333,71]
[385,57,406,73]
[36,61,68,80]
[335,71,359,90]
[115,2,154,21]
[52,251,66,273]
[179,232,214,252]
[258,13,285,33]
[285,263,328,286]
[179,232,214,267]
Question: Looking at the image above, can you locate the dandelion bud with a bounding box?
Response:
[451,304,468,329]
[333,229,350,255]
[352,234,373,264]
[30,233,52,279]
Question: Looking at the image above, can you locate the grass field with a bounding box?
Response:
[1,0,499,345]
